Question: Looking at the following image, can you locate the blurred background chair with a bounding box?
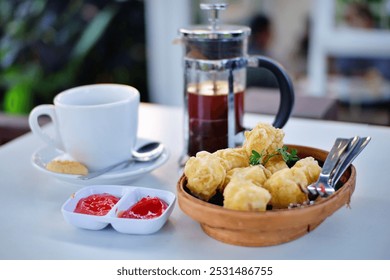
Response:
[307,0,390,124]
[308,0,390,97]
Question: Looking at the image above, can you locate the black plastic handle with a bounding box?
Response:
[248,56,295,128]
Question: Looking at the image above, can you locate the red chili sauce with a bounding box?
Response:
[74,193,120,216]
[118,196,168,219]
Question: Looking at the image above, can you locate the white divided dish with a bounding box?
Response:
[61,185,176,234]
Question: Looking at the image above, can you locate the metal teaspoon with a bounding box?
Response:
[78,142,164,180]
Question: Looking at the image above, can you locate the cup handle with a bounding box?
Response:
[247,56,295,128]
[28,105,63,150]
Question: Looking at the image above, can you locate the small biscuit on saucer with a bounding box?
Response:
[46,155,88,175]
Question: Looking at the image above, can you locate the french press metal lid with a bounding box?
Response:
[179,3,250,60]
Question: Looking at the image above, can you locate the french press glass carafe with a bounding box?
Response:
[179,3,294,160]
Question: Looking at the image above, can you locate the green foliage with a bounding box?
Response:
[336,0,390,29]
[276,146,300,167]
[0,0,137,115]
[249,146,300,167]
[249,150,263,166]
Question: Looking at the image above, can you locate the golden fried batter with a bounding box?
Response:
[222,165,271,191]
[263,157,321,208]
[292,156,322,184]
[263,169,307,208]
[223,179,271,211]
[242,122,284,159]
[212,147,249,171]
[184,151,226,201]
[264,155,288,174]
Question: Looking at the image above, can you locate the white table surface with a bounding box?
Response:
[0,103,389,260]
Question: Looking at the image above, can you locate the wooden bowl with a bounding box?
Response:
[177,145,356,247]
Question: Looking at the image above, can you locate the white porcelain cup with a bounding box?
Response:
[29,84,140,171]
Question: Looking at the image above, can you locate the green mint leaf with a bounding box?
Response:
[249,146,300,167]
[249,150,263,165]
[277,146,300,167]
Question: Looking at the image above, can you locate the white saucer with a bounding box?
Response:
[31,138,169,185]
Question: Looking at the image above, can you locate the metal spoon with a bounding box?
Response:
[78,142,164,180]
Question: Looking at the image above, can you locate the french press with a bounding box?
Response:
[179,3,294,159]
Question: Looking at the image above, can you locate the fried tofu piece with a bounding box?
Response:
[223,179,271,211]
[292,156,322,184]
[264,155,288,174]
[184,151,226,201]
[242,122,284,159]
[263,157,321,208]
[212,147,249,171]
[184,147,249,201]
[222,165,271,192]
